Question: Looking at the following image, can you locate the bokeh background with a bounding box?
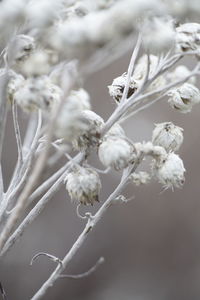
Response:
[1,51,200,300]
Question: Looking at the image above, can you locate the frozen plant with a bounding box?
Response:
[0,0,200,299]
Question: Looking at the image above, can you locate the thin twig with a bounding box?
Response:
[59,257,104,279]
[12,98,23,165]
[30,252,63,267]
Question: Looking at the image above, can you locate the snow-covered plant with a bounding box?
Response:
[0,0,200,299]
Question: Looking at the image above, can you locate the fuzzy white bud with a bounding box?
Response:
[108,73,138,103]
[73,110,104,150]
[153,153,186,189]
[152,122,183,152]
[6,34,35,67]
[98,136,136,170]
[168,83,200,113]
[14,76,62,112]
[176,23,200,54]
[65,167,101,205]
[166,65,196,85]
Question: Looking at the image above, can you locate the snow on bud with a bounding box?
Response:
[153,153,186,189]
[130,172,151,186]
[73,110,104,150]
[14,76,62,112]
[142,17,175,53]
[168,83,200,113]
[6,34,35,67]
[152,122,183,152]
[176,23,200,54]
[65,167,101,205]
[98,135,136,171]
[108,73,138,103]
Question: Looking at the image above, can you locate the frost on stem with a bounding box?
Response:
[153,152,186,189]
[168,83,200,113]
[65,167,101,206]
[152,122,183,152]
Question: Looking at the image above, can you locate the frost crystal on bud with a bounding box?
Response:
[176,23,200,54]
[65,167,101,205]
[73,110,104,150]
[108,73,138,103]
[168,83,200,113]
[6,35,35,67]
[14,76,62,112]
[130,172,151,186]
[153,153,186,189]
[98,136,136,170]
[142,17,175,53]
[152,122,183,152]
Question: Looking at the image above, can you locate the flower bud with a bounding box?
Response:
[14,76,62,112]
[7,71,25,102]
[153,152,185,189]
[6,34,35,67]
[73,110,104,150]
[65,167,101,205]
[152,122,183,152]
[98,135,136,170]
[142,17,175,53]
[168,83,200,113]
[108,73,138,103]
[176,23,200,54]
[166,65,196,85]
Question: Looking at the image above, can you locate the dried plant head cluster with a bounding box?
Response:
[0,0,200,299]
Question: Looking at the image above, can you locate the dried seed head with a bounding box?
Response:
[73,110,104,150]
[168,83,200,113]
[108,73,138,103]
[153,152,185,189]
[67,88,91,111]
[65,167,101,205]
[98,135,136,171]
[14,76,62,112]
[176,23,200,54]
[152,122,184,152]
[6,34,35,67]
[130,171,151,186]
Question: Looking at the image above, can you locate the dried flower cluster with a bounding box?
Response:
[0,0,200,299]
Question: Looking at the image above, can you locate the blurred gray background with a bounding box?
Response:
[1,52,200,300]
